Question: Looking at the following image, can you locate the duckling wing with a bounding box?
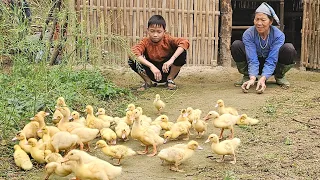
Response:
[158,147,184,162]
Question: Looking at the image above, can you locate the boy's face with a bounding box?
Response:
[147,25,165,43]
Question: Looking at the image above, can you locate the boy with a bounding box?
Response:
[129,15,189,91]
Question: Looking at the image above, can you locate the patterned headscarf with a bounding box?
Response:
[255,2,280,25]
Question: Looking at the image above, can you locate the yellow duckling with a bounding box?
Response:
[163,121,191,143]
[192,118,207,138]
[157,115,173,131]
[153,94,166,115]
[44,161,72,180]
[85,105,110,130]
[115,120,130,141]
[70,111,86,125]
[126,103,136,112]
[136,107,152,124]
[62,149,122,180]
[158,140,203,172]
[51,131,83,153]
[44,150,62,163]
[27,138,46,164]
[70,127,99,152]
[204,111,242,139]
[123,110,134,126]
[13,145,33,170]
[100,128,117,145]
[205,134,241,164]
[95,140,136,165]
[31,112,60,138]
[96,108,114,123]
[38,126,55,152]
[215,99,239,115]
[12,131,31,154]
[56,107,84,132]
[52,108,63,124]
[56,96,67,107]
[186,107,202,124]
[236,114,259,125]
[131,109,164,156]
[21,117,39,139]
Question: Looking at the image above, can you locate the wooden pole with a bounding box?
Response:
[219,0,232,67]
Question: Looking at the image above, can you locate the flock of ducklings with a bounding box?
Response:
[12,95,259,179]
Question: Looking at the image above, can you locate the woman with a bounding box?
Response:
[231,2,297,93]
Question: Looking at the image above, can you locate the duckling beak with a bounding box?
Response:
[203,116,209,121]
[12,137,17,141]
[182,113,188,118]
[125,108,129,111]
[163,138,168,144]
[37,129,42,133]
[68,116,73,120]
[121,132,126,139]
[94,146,98,150]
[45,112,50,116]
[215,104,218,108]
[61,158,69,163]
[205,139,210,143]
[197,146,204,150]
[30,117,34,120]
[95,112,99,115]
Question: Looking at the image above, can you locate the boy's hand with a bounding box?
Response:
[150,66,162,81]
[162,59,174,73]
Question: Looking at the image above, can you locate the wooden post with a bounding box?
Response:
[219,0,232,67]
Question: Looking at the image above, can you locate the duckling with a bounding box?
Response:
[38,126,55,152]
[176,109,190,124]
[52,108,63,124]
[123,110,134,126]
[158,140,203,172]
[153,94,166,115]
[236,114,259,125]
[70,127,99,151]
[85,105,110,130]
[13,145,33,170]
[95,140,136,165]
[70,111,86,125]
[163,121,191,143]
[96,108,114,123]
[56,107,84,132]
[156,115,174,131]
[126,103,136,112]
[192,118,207,138]
[62,149,122,180]
[44,150,63,163]
[131,109,164,156]
[51,131,83,153]
[136,107,152,124]
[215,99,239,115]
[21,118,39,139]
[205,134,241,164]
[12,131,32,154]
[27,138,46,164]
[44,161,72,180]
[31,113,60,138]
[56,96,67,107]
[186,107,202,124]
[100,128,117,145]
[204,111,241,139]
[115,120,130,141]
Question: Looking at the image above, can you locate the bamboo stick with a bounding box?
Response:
[143,0,147,37]
[301,0,307,67]
[208,0,214,66]
[193,0,197,65]
[129,0,133,45]
[188,0,193,66]
[214,0,219,64]
[201,0,206,65]
[176,0,180,37]
[317,0,320,69]
[182,0,187,38]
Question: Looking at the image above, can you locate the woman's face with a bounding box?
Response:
[254,13,273,35]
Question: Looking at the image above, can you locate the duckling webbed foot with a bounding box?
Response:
[169,166,185,172]
[137,145,148,155]
[216,155,225,163]
[147,144,157,156]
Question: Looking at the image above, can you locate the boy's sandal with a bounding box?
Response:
[137,82,156,91]
[166,79,177,90]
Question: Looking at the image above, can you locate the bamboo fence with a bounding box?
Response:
[301,0,320,70]
[74,0,220,66]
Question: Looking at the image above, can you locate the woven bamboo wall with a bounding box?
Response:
[75,0,220,66]
[301,0,320,69]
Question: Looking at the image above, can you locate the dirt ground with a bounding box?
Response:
[3,66,320,180]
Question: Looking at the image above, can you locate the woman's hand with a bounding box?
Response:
[256,76,267,93]
[150,65,162,82]
[162,59,174,73]
[241,76,256,92]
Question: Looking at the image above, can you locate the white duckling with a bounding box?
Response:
[51,131,83,153]
[70,127,99,151]
[215,99,239,115]
[205,134,241,164]
[13,145,33,170]
[131,109,164,156]
[236,114,259,125]
[12,131,31,154]
[70,111,86,125]
[95,140,136,165]
[100,128,117,145]
[158,140,203,172]
[153,94,166,115]
[204,111,241,139]
[85,105,110,130]
[115,120,130,141]
[62,149,122,180]
[27,138,46,164]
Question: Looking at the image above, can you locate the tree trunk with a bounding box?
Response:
[219,0,232,67]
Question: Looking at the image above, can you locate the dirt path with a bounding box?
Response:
[6,66,320,180]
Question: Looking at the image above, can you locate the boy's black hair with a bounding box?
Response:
[148,15,166,29]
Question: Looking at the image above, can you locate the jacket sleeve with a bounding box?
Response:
[242,29,259,77]
[261,33,285,79]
